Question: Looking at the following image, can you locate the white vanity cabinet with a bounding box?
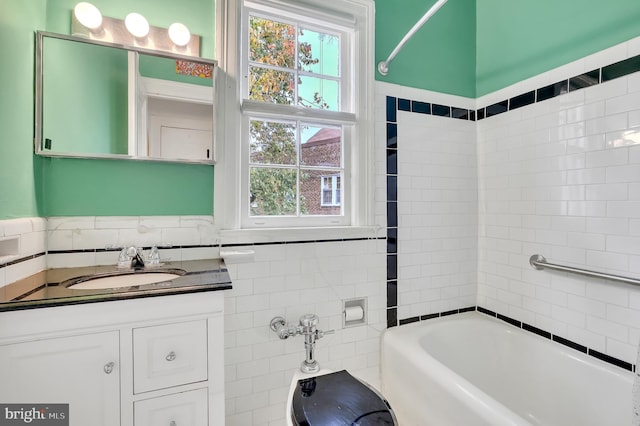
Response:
[0,291,224,426]
[0,331,121,425]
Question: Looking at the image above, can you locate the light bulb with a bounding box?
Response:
[168,22,191,47]
[74,2,102,31]
[125,13,149,38]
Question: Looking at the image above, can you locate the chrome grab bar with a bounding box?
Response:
[529,254,640,287]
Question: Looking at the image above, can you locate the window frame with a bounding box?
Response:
[215,0,374,236]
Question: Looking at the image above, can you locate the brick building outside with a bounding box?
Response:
[300,127,342,215]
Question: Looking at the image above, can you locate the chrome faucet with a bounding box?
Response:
[270,314,334,373]
[117,246,145,269]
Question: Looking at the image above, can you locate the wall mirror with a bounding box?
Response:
[35,31,217,164]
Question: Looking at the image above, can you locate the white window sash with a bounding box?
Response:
[214,0,374,233]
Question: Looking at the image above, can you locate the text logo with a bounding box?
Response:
[0,405,68,426]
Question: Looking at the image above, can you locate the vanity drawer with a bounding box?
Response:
[133,320,208,394]
[134,387,208,426]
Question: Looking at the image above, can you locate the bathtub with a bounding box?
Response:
[381,311,634,426]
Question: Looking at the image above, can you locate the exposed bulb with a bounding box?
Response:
[168,22,191,47]
[74,2,103,31]
[125,12,149,39]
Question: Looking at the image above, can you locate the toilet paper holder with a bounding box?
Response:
[343,297,367,328]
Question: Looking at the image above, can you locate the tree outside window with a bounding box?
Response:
[247,15,343,218]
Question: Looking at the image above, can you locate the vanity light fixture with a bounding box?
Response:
[71,4,201,57]
[168,22,191,47]
[124,12,150,39]
[73,2,103,32]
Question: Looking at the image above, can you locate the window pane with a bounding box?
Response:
[250,120,296,165]
[301,170,342,215]
[298,76,339,111]
[249,66,295,104]
[301,125,341,167]
[249,17,295,68]
[298,28,339,77]
[250,167,297,216]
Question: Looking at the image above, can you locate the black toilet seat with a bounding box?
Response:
[291,370,397,425]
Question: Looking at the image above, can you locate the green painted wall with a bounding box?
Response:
[42,158,213,216]
[43,37,129,155]
[5,0,640,219]
[375,0,477,98]
[476,0,640,96]
[0,0,46,219]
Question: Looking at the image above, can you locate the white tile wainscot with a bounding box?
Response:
[223,238,386,426]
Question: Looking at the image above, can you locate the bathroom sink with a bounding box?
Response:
[63,269,186,290]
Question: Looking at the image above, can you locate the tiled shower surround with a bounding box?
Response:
[476,55,640,366]
[384,35,640,372]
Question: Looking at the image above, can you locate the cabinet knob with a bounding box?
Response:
[103,362,115,374]
[165,351,176,362]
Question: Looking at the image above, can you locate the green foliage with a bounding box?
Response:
[248,16,333,217]
[249,168,296,216]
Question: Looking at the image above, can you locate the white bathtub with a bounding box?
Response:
[381,311,634,426]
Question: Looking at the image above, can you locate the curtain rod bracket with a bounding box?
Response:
[377,0,448,76]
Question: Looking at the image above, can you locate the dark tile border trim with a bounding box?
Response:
[3,238,386,270]
[399,306,637,372]
[474,54,640,120]
[395,306,476,327]
[0,252,45,269]
[221,237,383,248]
[396,306,635,372]
[473,308,635,370]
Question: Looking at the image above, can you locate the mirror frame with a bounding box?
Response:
[34,31,218,164]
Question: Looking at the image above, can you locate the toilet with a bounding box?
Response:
[286,369,398,425]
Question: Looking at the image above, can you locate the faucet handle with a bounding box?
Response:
[147,245,161,265]
[117,247,131,269]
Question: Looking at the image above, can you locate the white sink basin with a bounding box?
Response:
[65,270,185,290]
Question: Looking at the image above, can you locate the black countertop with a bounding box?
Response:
[0,259,232,312]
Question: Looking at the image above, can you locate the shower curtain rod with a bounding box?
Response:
[377,0,449,76]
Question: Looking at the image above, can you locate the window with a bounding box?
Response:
[321,175,341,207]
[216,0,374,232]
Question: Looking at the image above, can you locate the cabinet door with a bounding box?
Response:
[134,388,208,426]
[0,331,120,426]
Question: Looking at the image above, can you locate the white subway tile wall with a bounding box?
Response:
[478,38,640,365]
[223,239,386,426]
[46,215,218,268]
[395,111,478,319]
[0,216,219,283]
[0,218,46,288]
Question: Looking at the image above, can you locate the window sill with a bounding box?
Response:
[219,226,384,246]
